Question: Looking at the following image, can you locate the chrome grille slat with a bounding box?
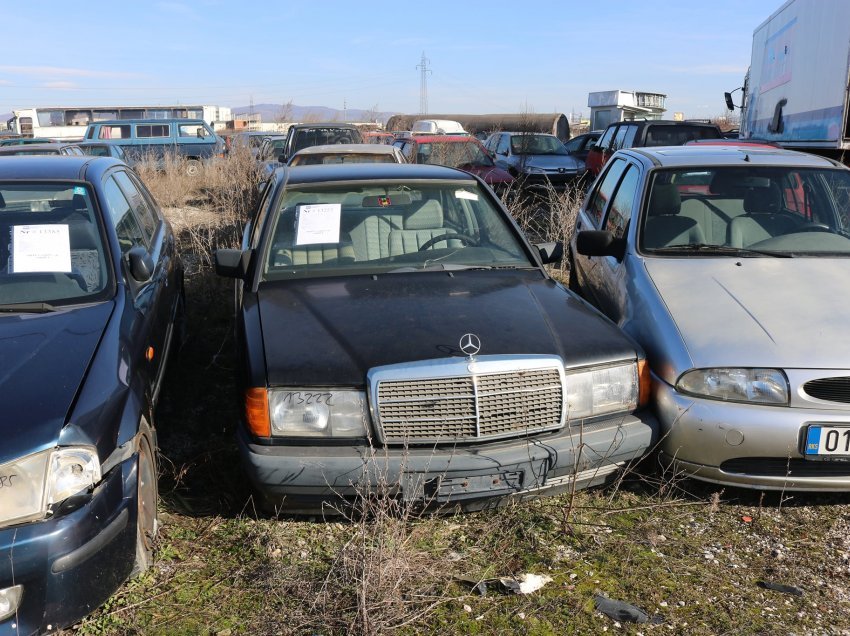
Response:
[372,358,565,444]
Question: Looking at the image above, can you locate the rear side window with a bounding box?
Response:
[605,165,640,238]
[586,159,628,227]
[114,171,158,239]
[103,176,146,253]
[643,126,719,147]
[597,126,617,150]
[136,124,170,138]
[99,125,130,140]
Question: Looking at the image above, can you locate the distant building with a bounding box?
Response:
[587,90,666,130]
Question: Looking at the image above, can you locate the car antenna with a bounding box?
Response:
[743,153,751,162]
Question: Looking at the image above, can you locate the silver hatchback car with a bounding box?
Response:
[570,144,850,490]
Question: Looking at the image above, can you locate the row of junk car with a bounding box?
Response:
[1,114,850,633]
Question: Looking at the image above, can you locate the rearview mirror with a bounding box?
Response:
[126,246,154,282]
[536,241,564,265]
[724,92,735,111]
[576,230,626,260]
[215,249,251,279]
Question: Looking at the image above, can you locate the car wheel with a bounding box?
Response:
[131,424,158,577]
[185,159,202,177]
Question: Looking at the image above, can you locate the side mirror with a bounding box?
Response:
[126,246,154,282]
[724,92,735,111]
[215,248,251,279]
[536,241,564,265]
[576,230,626,260]
[278,153,287,164]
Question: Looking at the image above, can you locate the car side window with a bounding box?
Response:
[563,136,583,153]
[586,158,628,227]
[597,126,617,150]
[622,125,638,149]
[604,164,640,239]
[114,170,158,240]
[103,175,147,254]
[612,126,628,151]
[496,135,510,155]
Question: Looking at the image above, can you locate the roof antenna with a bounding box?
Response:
[744,153,750,162]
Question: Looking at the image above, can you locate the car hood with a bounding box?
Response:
[0,302,113,465]
[644,257,850,369]
[463,164,514,184]
[258,271,638,387]
[520,154,581,171]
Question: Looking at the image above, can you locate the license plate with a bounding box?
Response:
[805,425,850,457]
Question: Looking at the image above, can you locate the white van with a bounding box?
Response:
[411,119,468,135]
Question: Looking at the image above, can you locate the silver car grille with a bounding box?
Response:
[803,376,850,404]
[369,356,565,444]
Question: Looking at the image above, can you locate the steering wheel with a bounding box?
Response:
[418,233,479,251]
[794,223,832,233]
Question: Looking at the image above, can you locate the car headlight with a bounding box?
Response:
[267,389,369,438]
[0,447,101,527]
[566,362,638,419]
[676,368,789,405]
[525,166,546,174]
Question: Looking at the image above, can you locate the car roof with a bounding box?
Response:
[0,155,122,180]
[0,142,80,154]
[624,145,844,169]
[89,118,208,125]
[605,119,719,129]
[293,144,398,155]
[288,122,360,130]
[279,162,477,185]
[406,135,479,143]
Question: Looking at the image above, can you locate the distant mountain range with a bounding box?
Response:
[232,103,399,124]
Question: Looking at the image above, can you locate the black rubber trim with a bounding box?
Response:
[51,507,129,573]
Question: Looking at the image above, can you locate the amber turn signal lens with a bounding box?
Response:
[145,347,155,362]
[244,388,271,437]
[638,359,651,408]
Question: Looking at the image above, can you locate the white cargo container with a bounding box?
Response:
[737,0,850,155]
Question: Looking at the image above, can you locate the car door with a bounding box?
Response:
[104,169,176,403]
[572,157,632,310]
[493,135,512,172]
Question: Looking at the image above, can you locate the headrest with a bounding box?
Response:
[0,192,4,208]
[405,199,443,230]
[743,182,782,214]
[647,184,681,217]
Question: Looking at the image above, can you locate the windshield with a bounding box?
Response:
[640,167,850,256]
[262,180,532,280]
[292,127,363,153]
[0,183,111,305]
[415,141,494,168]
[289,152,396,166]
[510,134,567,156]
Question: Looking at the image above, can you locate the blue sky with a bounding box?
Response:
[1,0,786,119]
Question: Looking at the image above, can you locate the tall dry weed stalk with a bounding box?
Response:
[500,180,586,277]
[136,147,263,272]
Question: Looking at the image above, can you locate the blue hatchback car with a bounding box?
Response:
[0,156,184,633]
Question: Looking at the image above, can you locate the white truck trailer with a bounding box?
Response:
[733,0,850,160]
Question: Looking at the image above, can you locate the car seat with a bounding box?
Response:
[642,184,705,248]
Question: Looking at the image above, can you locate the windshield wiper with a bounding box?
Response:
[0,302,59,313]
[386,263,493,273]
[652,243,793,258]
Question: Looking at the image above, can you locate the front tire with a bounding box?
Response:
[185,159,201,177]
[131,426,158,577]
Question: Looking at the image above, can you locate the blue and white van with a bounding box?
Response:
[84,119,223,174]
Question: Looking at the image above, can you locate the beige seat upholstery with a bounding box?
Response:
[388,200,462,256]
[349,214,404,260]
[643,184,705,248]
[727,183,801,247]
[272,240,355,266]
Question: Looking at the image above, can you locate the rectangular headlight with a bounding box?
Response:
[268,389,369,438]
[0,446,101,527]
[566,362,638,420]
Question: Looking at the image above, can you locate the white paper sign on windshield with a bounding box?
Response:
[295,204,341,245]
[12,224,72,273]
